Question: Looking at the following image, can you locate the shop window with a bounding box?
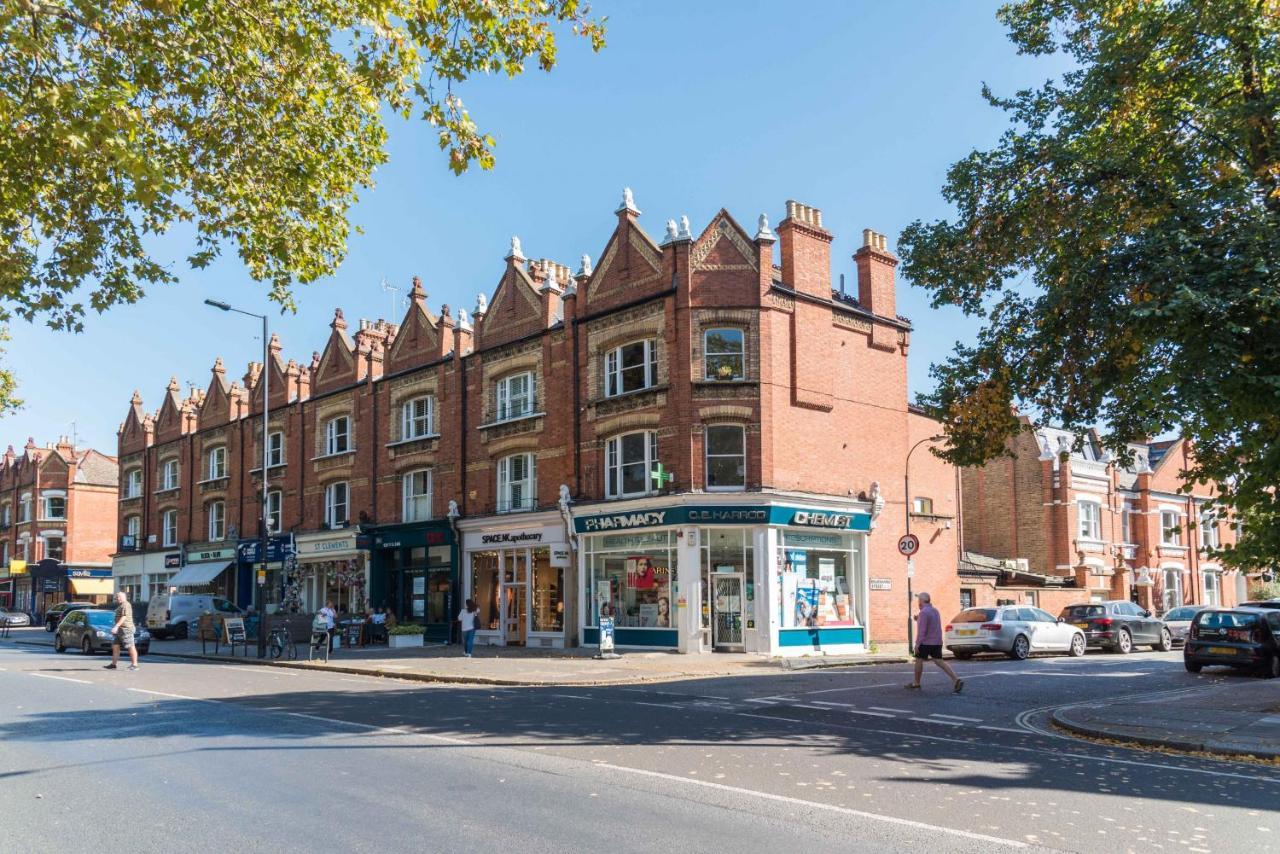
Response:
[402,469,432,522]
[531,548,564,633]
[325,416,350,455]
[42,493,66,520]
[586,530,675,630]
[703,328,744,381]
[1161,510,1181,546]
[149,572,174,602]
[206,446,227,480]
[266,489,283,533]
[43,536,64,562]
[207,500,225,541]
[497,453,536,513]
[124,470,142,499]
[605,431,658,499]
[1199,510,1220,549]
[495,372,536,421]
[705,425,746,491]
[324,481,349,528]
[782,531,862,629]
[162,509,178,546]
[1078,500,1101,540]
[161,458,180,490]
[401,396,435,440]
[911,496,933,515]
[267,431,286,467]
[700,528,756,632]
[959,588,975,610]
[605,339,658,397]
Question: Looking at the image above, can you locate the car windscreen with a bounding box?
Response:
[1164,607,1197,621]
[950,609,997,623]
[1194,611,1259,629]
[85,611,115,628]
[1061,605,1105,619]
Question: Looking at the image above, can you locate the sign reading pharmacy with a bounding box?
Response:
[574,505,872,534]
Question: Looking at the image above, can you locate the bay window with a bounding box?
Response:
[605,431,658,498]
[402,396,435,440]
[705,425,746,491]
[324,481,349,528]
[402,469,432,522]
[604,339,657,396]
[497,453,536,513]
[704,328,744,380]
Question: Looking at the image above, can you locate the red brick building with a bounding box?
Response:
[113,191,960,655]
[961,417,1244,615]
[0,437,119,614]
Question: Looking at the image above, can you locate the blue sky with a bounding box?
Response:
[4,1,1065,454]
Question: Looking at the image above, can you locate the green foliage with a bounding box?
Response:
[1249,580,1280,601]
[388,622,423,635]
[0,325,18,413]
[0,0,605,332]
[899,0,1280,571]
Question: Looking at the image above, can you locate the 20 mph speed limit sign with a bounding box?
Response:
[897,534,921,556]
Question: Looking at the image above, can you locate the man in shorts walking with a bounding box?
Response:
[905,591,961,692]
[105,591,138,671]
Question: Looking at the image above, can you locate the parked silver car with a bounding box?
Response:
[0,609,30,627]
[945,605,1087,660]
[1161,605,1203,645]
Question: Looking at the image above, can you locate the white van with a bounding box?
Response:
[146,591,243,639]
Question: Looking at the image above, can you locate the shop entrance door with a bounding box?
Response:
[504,584,527,645]
[712,574,744,651]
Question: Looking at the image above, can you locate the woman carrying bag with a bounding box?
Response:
[458,599,480,658]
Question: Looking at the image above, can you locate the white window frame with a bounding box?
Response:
[1160,509,1182,546]
[206,446,227,480]
[1078,500,1102,541]
[325,416,351,456]
[19,493,32,521]
[1,503,9,527]
[324,481,349,528]
[126,515,141,541]
[401,469,433,522]
[42,534,64,562]
[1202,569,1220,606]
[207,500,226,541]
[604,339,658,397]
[161,458,180,491]
[705,424,747,492]
[495,372,536,421]
[912,496,934,515]
[162,509,178,547]
[1161,566,1182,612]
[41,491,67,520]
[266,489,283,533]
[18,535,30,562]
[703,328,745,381]
[497,453,537,513]
[1199,509,1220,549]
[401,396,436,440]
[124,471,142,499]
[267,431,286,468]
[605,431,659,499]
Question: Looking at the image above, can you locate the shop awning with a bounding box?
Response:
[69,577,113,596]
[168,561,233,587]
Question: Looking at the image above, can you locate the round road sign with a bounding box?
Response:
[897,534,920,556]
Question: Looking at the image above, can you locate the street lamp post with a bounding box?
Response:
[904,434,945,651]
[205,298,269,659]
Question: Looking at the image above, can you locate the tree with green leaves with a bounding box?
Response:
[899,0,1280,571]
[0,0,605,413]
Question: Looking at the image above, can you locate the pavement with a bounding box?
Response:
[1,626,911,685]
[1053,679,1280,760]
[2,640,1277,853]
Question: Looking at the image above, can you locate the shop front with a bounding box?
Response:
[111,550,183,604]
[19,559,114,615]
[573,499,872,657]
[235,535,296,612]
[369,521,455,642]
[293,529,371,614]
[459,514,571,649]
[166,544,236,599]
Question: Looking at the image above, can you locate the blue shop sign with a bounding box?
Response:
[574,505,871,534]
[236,537,296,564]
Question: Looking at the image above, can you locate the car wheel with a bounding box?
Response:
[1185,659,1202,673]
[1069,634,1086,657]
[952,651,974,661]
[1155,628,1173,652]
[81,637,92,656]
[174,622,189,640]
[1263,655,1280,679]
[54,633,65,653]
[1008,634,1031,661]
[1116,629,1133,654]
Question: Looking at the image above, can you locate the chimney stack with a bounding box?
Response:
[854,229,898,319]
[777,200,832,299]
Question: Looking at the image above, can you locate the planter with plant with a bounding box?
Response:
[388,624,425,648]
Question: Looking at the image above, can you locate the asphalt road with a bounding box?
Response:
[1,640,1276,854]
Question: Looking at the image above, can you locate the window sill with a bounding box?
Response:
[249,463,288,475]
[478,412,544,430]
[119,494,143,502]
[1159,543,1189,552]
[605,490,659,501]
[387,434,441,448]
[153,486,180,496]
[693,377,752,386]
[705,486,747,493]
[197,477,229,486]
[37,518,67,524]
[312,450,356,462]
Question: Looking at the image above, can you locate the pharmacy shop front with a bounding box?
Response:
[459,514,572,649]
[573,500,873,657]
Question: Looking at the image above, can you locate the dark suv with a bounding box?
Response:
[1058,600,1172,653]
[43,601,96,632]
[1184,607,1280,677]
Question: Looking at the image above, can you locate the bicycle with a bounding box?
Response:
[267,624,298,660]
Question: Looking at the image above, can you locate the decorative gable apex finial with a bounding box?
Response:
[617,186,640,215]
[678,215,692,240]
[577,254,593,278]
[756,213,775,241]
[508,236,524,261]
[662,218,678,245]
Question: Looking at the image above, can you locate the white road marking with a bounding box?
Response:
[868,706,912,714]
[800,682,903,695]
[591,762,1028,848]
[30,672,90,684]
[809,700,856,708]
[846,710,895,719]
[743,698,779,704]
[550,693,594,701]
[632,702,680,709]
[129,688,198,700]
[911,717,962,726]
[979,725,1030,735]
[930,713,984,723]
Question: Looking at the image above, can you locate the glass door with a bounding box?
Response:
[405,569,426,622]
[712,574,744,650]
[502,549,528,645]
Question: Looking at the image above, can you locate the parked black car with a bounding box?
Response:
[1184,607,1280,677]
[53,609,151,655]
[43,601,97,632]
[1058,600,1172,653]
[1242,600,1280,610]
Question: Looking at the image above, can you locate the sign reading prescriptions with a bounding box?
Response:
[897,534,920,556]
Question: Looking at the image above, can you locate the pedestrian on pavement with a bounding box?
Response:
[105,591,138,671]
[905,591,962,693]
[458,598,479,657]
[318,600,336,651]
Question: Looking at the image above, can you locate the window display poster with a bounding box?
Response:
[819,557,836,586]
[794,579,820,627]
[639,603,659,627]
[412,576,426,595]
[412,597,425,616]
[626,556,657,589]
[596,579,613,620]
[785,550,807,572]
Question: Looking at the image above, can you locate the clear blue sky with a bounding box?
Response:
[4,0,1065,454]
